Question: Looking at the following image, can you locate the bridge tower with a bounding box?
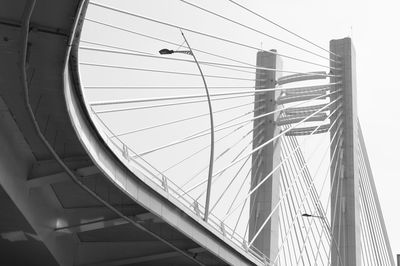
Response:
[330,37,362,265]
[249,50,282,261]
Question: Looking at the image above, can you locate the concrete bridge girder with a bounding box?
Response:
[0,1,263,265]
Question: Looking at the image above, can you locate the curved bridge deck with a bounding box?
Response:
[0,1,262,265]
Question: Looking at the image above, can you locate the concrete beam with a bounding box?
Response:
[28,158,99,188]
[80,247,206,266]
[61,203,140,210]
[55,212,158,234]
[29,156,93,178]
[0,87,78,266]
[0,18,69,37]
[55,217,128,234]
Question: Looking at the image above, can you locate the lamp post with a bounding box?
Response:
[159,31,215,222]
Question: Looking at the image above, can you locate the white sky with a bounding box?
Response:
[250,0,400,258]
[81,0,400,260]
[325,0,400,258]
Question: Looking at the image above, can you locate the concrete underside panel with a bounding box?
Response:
[0,0,263,265]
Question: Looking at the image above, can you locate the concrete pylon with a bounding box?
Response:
[249,50,282,261]
[330,37,361,266]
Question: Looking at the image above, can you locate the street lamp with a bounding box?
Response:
[301,213,324,219]
[159,48,193,55]
[159,31,215,223]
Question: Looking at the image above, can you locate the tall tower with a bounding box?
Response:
[330,37,361,266]
[249,50,281,261]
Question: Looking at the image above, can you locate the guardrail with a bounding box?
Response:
[89,107,269,264]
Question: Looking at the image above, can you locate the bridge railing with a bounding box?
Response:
[88,107,268,263]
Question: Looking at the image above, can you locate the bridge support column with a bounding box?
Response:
[330,37,361,266]
[249,50,281,261]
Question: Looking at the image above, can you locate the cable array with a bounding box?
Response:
[357,126,395,266]
[76,1,394,265]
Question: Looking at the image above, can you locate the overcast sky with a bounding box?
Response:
[256,0,400,257]
[82,0,400,259]
[324,0,400,258]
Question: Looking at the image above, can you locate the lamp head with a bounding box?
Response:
[159,49,175,55]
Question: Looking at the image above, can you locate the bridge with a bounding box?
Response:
[0,0,395,265]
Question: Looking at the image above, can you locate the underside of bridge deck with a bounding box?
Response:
[0,1,259,265]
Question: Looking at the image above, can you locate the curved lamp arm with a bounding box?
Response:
[180,30,215,222]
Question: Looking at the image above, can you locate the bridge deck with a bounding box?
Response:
[0,1,261,265]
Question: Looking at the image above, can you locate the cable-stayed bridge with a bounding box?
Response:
[0,0,394,265]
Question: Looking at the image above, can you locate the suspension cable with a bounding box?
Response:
[293,133,343,265]
[180,0,338,63]
[250,118,342,248]
[88,3,340,69]
[95,93,265,114]
[222,102,342,223]
[179,124,264,195]
[190,128,256,198]
[80,45,257,75]
[272,123,344,265]
[80,45,339,77]
[287,134,341,264]
[281,138,330,264]
[280,163,311,265]
[107,100,256,137]
[358,149,390,265]
[81,39,154,55]
[227,0,341,58]
[183,95,341,200]
[90,82,341,107]
[212,96,342,180]
[80,62,260,82]
[163,120,263,174]
[127,92,334,157]
[85,85,265,90]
